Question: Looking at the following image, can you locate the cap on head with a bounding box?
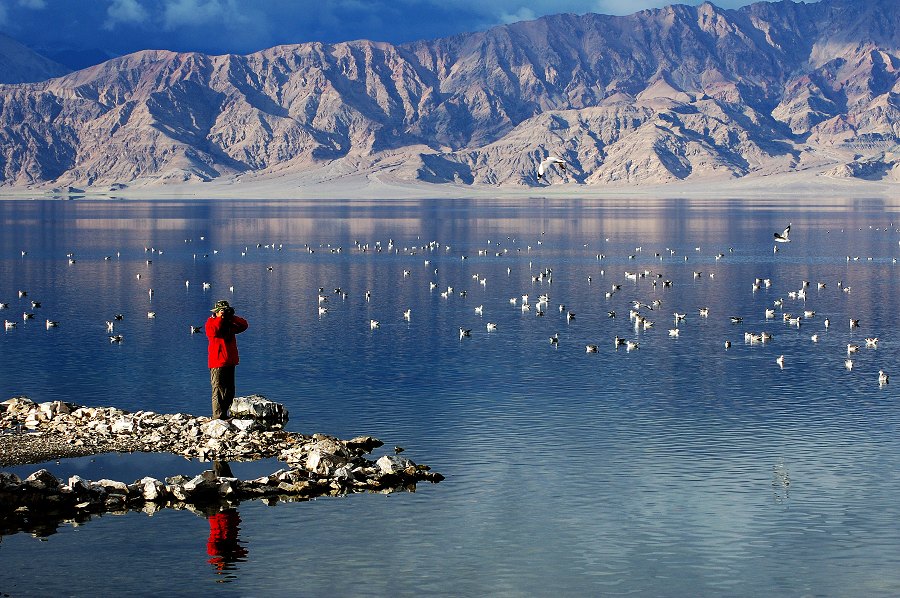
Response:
[211,299,231,312]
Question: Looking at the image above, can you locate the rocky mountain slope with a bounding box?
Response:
[0,0,898,191]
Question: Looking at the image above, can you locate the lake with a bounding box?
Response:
[2,196,900,596]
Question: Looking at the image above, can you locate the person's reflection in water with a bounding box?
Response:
[206,461,248,580]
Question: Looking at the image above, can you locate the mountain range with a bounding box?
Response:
[0,0,898,192]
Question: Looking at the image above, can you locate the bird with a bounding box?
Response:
[850,318,860,329]
[147,311,156,319]
[536,155,567,181]
[811,334,819,342]
[403,309,412,322]
[668,328,680,337]
[486,322,497,332]
[459,327,471,339]
[549,333,559,345]
[699,307,709,317]
[845,359,854,371]
[774,223,792,243]
[824,318,830,329]
[879,370,889,385]
[585,344,598,353]
[109,334,124,343]
[370,319,380,330]
[45,319,59,329]
[730,316,743,323]
[776,355,785,369]
[724,340,732,349]
[474,305,483,315]
[190,325,202,334]
[865,338,879,348]
[30,301,41,308]
[22,312,34,321]
[4,320,16,330]
[847,344,860,355]
[625,340,639,351]
[0,303,7,309]
[114,314,124,321]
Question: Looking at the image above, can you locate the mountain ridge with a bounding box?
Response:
[0,0,898,191]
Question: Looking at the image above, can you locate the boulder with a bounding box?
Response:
[230,395,289,428]
[202,419,234,439]
[376,455,414,475]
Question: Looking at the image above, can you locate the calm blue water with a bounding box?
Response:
[2,197,900,596]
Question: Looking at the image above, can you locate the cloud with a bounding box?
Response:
[105,0,150,29]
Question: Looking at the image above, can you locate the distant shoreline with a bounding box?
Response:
[0,171,896,203]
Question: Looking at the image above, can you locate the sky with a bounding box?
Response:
[0,0,815,69]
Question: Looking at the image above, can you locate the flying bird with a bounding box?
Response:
[536,156,567,181]
[774,223,792,243]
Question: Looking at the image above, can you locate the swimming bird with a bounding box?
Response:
[23,312,34,321]
[845,359,854,371]
[486,322,497,332]
[774,223,792,243]
[459,327,471,339]
[730,316,743,323]
[370,319,380,330]
[114,314,124,321]
[109,334,124,343]
[847,344,860,355]
[824,318,830,329]
[566,311,575,322]
[45,319,59,329]
[474,305,483,315]
[811,334,819,342]
[318,306,328,316]
[850,318,859,329]
[668,328,680,337]
[0,303,7,309]
[585,344,598,353]
[147,311,156,319]
[549,333,559,345]
[699,307,709,317]
[724,340,731,349]
[536,155,566,181]
[865,338,879,348]
[30,301,41,308]
[403,309,412,322]
[607,311,616,318]
[879,370,889,385]
[625,340,639,352]
[4,320,16,330]
[776,355,785,369]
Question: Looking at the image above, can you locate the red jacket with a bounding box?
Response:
[206,315,249,368]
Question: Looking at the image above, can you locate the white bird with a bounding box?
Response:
[147,311,156,319]
[4,320,16,330]
[370,319,379,329]
[585,344,598,353]
[459,327,471,338]
[774,223,792,243]
[403,309,412,322]
[879,370,889,385]
[776,355,785,369]
[474,305,483,315]
[668,328,680,337]
[486,322,497,332]
[190,325,202,334]
[865,337,879,348]
[845,359,854,371]
[45,319,59,329]
[536,155,567,181]
[810,334,819,342]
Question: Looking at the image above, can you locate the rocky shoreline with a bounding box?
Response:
[0,395,443,537]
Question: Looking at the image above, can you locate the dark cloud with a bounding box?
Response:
[0,0,816,70]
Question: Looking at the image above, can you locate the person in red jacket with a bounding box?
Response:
[206,300,249,420]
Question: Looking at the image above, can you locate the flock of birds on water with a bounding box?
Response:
[1,217,898,390]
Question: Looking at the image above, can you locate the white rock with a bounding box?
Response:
[202,419,234,439]
[376,455,413,474]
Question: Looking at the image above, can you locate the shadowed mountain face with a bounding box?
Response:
[0,0,898,189]
[0,33,71,85]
